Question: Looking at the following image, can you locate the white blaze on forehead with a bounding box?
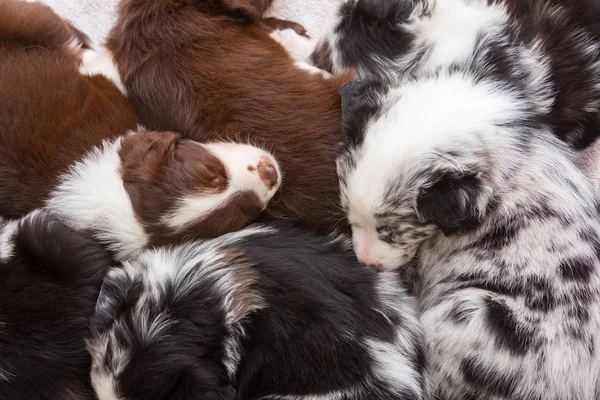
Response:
[412,0,509,71]
[164,142,281,231]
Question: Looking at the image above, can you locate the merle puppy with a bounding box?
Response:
[87,223,426,400]
[313,0,600,149]
[0,211,113,399]
[332,0,600,398]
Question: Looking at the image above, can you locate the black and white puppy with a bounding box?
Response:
[0,211,113,399]
[87,222,426,400]
[336,2,600,397]
[313,0,600,149]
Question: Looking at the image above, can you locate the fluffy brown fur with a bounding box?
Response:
[0,0,279,254]
[0,0,139,218]
[108,0,353,231]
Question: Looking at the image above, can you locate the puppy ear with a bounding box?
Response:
[341,79,386,148]
[220,0,261,21]
[417,169,489,236]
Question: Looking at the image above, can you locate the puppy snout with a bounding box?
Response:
[257,156,279,189]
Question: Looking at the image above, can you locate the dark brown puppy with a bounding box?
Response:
[108,0,353,231]
[0,0,282,260]
[0,0,138,217]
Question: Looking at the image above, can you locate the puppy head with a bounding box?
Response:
[88,242,261,400]
[338,72,532,270]
[119,130,281,245]
[310,0,426,79]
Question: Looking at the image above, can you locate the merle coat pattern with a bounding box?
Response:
[327,0,600,398]
[0,211,113,399]
[87,223,426,400]
[312,0,600,149]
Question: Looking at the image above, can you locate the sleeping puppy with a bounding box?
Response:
[107,0,353,231]
[337,1,600,398]
[0,211,112,400]
[44,130,280,261]
[313,0,600,149]
[87,222,426,400]
[0,0,281,259]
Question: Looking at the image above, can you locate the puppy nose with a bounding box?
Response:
[257,156,279,189]
[363,263,384,271]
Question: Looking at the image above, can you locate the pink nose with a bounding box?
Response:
[257,156,279,189]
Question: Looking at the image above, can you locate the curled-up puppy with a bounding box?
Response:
[313,0,600,148]
[107,0,353,231]
[337,5,600,397]
[45,130,281,261]
[0,0,281,258]
[0,211,113,400]
[87,223,426,400]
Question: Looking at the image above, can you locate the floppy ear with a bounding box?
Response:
[220,0,261,21]
[417,169,489,236]
[341,79,386,147]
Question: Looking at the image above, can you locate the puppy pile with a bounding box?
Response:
[2,0,600,399]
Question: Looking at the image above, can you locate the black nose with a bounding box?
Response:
[362,263,384,271]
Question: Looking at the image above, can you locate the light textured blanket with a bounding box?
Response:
[36,0,600,192]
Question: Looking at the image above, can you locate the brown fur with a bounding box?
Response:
[108,0,353,231]
[119,130,265,245]
[0,0,139,218]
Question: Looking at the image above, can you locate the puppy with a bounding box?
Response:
[0,0,139,219]
[0,210,112,400]
[45,130,281,261]
[337,1,600,398]
[87,222,426,400]
[0,0,281,259]
[107,0,353,231]
[313,0,600,149]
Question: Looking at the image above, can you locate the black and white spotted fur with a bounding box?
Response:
[331,1,600,398]
[86,222,426,400]
[313,0,600,149]
[0,211,112,399]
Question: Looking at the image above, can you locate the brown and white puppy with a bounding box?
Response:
[107,0,353,231]
[0,0,281,260]
[46,130,280,260]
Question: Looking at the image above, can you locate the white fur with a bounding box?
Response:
[294,62,332,78]
[164,142,281,231]
[45,137,148,261]
[90,372,120,400]
[79,47,127,96]
[346,73,525,269]
[0,219,19,262]
[411,0,509,72]
[270,28,317,63]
